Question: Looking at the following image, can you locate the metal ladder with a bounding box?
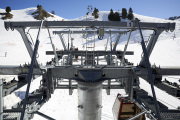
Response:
[85,33,95,67]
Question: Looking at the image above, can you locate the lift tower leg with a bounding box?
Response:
[78,82,102,120]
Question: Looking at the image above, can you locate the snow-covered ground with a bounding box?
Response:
[0,8,180,120]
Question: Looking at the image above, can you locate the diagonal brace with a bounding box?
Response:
[36,111,55,120]
[136,18,161,120]
[20,20,43,120]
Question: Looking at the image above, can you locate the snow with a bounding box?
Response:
[0,8,180,120]
[139,78,180,109]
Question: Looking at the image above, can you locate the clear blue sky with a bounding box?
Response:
[0,0,179,19]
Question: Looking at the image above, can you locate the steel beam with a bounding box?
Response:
[137,66,180,76]
[53,30,128,34]
[36,111,55,120]
[5,21,175,30]
[113,34,122,51]
[49,66,132,81]
[136,18,161,120]
[0,65,41,75]
[57,34,67,50]
[20,20,43,120]
[46,50,134,56]
[154,67,180,75]
[56,84,124,89]
[121,30,132,65]
[47,27,59,65]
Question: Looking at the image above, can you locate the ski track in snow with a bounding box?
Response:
[0,8,180,120]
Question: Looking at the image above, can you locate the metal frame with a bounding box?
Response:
[4,21,175,30]
[1,20,179,120]
[53,30,128,52]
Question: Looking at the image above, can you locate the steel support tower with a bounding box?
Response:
[1,20,180,120]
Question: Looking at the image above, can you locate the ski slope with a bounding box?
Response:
[0,8,180,120]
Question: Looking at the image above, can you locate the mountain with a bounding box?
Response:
[0,8,180,120]
[168,16,180,20]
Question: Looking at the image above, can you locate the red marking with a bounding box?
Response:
[118,98,124,119]
[2,43,16,45]
[117,93,121,98]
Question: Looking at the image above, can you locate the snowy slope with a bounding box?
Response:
[0,8,180,120]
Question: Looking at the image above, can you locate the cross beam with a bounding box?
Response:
[46,50,134,56]
[48,66,132,82]
[53,30,128,34]
[4,21,175,30]
[0,65,41,75]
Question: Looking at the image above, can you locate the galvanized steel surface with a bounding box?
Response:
[78,82,102,120]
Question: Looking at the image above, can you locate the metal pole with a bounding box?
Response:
[67,29,70,65]
[69,79,72,95]
[81,53,83,65]
[46,25,59,65]
[20,20,43,120]
[105,36,109,51]
[136,18,161,120]
[78,82,102,120]
[97,52,99,65]
[121,30,132,65]
[110,30,112,65]
[36,111,55,120]
[58,34,67,50]
[0,79,3,120]
[113,33,121,51]
[128,111,147,120]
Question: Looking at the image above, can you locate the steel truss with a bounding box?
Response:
[1,19,180,120]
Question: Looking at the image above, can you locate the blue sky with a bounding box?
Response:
[0,0,179,19]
